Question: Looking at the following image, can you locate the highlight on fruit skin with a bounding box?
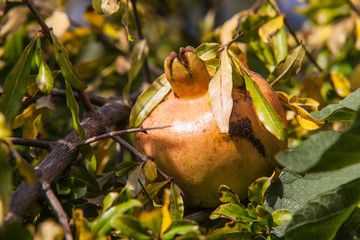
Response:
[133,46,287,208]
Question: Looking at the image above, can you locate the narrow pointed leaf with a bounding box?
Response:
[267,44,305,87]
[169,182,184,221]
[0,36,36,125]
[208,49,233,133]
[129,74,171,128]
[285,178,360,240]
[195,43,221,61]
[65,82,96,174]
[35,37,54,94]
[51,31,87,90]
[276,91,326,130]
[160,189,172,237]
[229,50,287,142]
[121,0,136,41]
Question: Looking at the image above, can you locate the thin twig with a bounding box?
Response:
[75,126,170,148]
[130,0,151,83]
[347,0,360,16]
[42,181,73,240]
[266,0,324,72]
[9,137,54,151]
[23,0,52,41]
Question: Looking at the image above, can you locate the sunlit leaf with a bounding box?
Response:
[210,203,252,222]
[230,50,287,142]
[90,199,142,235]
[285,178,360,240]
[35,37,54,94]
[272,28,288,64]
[258,15,284,44]
[267,44,305,87]
[51,31,87,90]
[129,74,171,128]
[248,177,271,205]
[276,91,326,130]
[195,43,221,61]
[163,220,199,240]
[123,39,149,102]
[218,185,241,205]
[169,182,184,221]
[330,72,351,98]
[161,189,172,237]
[139,208,162,237]
[111,215,152,239]
[73,209,96,240]
[34,219,64,240]
[272,209,292,227]
[208,49,233,133]
[102,192,119,213]
[137,180,171,205]
[143,160,157,182]
[0,35,36,126]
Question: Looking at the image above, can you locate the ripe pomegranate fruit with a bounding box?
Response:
[133,46,287,208]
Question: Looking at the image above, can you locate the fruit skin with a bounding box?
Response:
[133,47,287,208]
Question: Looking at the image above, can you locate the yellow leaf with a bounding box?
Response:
[330,72,351,98]
[12,103,37,129]
[356,17,360,50]
[276,92,326,130]
[143,160,157,182]
[160,189,172,237]
[73,209,96,240]
[208,49,233,133]
[17,155,37,184]
[258,16,284,43]
[84,8,104,28]
[34,219,64,240]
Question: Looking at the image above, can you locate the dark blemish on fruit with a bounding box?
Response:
[229,117,266,157]
[174,92,180,98]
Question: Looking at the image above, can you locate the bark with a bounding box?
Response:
[5,98,130,223]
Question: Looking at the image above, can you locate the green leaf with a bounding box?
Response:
[230,50,287,142]
[163,220,199,240]
[267,44,305,87]
[139,208,162,237]
[110,215,152,239]
[2,25,24,62]
[195,43,221,61]
[218,185,241,205]
[129,74,171,128]
[265,166,360,237]
[248,177,271,205]
[258,15,284,44]
[278,108,360,172]
[0,36,36,126]
[90,199,142,235]
[170,182,184,221]
[272,209,292,227]
[65,81,96,174]
[0,145,12,225]
[69,166,101,195]
[102,192,119,213]
[58,177,87,199]
[51,31,87,90]
[114,161,140,177]
[35,36,54,94]
[311,87,360,121]
[123,39,149,102]
[285,178,360,240]
[210,203,252,222]
[272,28,288,64]
[208,49,233,133]
[121,0,136,41]
[1,222,32,240]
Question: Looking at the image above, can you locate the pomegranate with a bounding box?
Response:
[133,46,287,208]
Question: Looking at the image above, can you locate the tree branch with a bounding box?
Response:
[42,181,73,240]
[9,138,54,151]
[5,98,131,223]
